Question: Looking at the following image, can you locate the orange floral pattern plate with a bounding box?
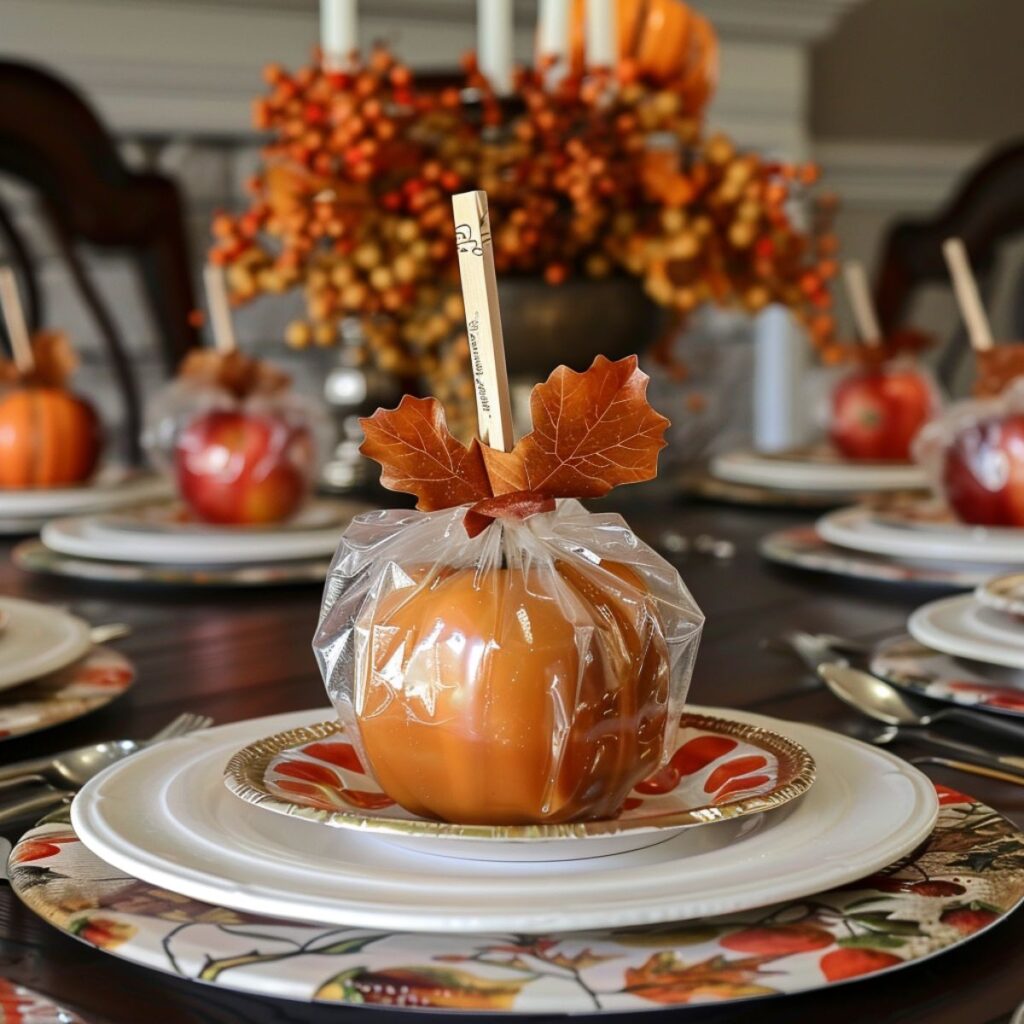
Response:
[9,785,1023,1012]
[871,635,1024,718]
[224,713,815,847]
[0,978,87,1023]
[0,645,135,742]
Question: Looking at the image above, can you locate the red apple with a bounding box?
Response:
[942,414,1024,526]
[174,409,314,525]
[830,368,934,461]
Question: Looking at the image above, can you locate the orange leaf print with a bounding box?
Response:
[623,951,778,1005]
[317,966,526,1009]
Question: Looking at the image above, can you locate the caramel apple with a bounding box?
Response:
[315,195,701,829]
[0,330,102,489]
[354,558,669,825]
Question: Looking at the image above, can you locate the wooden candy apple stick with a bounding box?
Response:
[842,261,883,347]
[451,190,515,453]
[0,266,35,373]
[943,237,994,353]
[203,264,238,355]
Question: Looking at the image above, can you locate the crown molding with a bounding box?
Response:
[814,139,983,210]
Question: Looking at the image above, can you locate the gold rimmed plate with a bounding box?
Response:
[224,712,815,861]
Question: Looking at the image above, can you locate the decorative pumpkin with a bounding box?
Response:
[354,558,670,825]
[0,386,102,489]
[569,0,717,104]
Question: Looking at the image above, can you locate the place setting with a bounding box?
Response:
[0,596,135,742]
[699,264,935,509]
[5,192,1023,1018]
[763,241,1024,587]
[11,267,370,588]
[0,268,171,538]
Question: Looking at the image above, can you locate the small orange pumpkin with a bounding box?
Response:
[0,387,102,488]
[569,0,717,107]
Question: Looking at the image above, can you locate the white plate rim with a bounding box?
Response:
[818,506,1024,565]
[40,500,363,565]
[0,472,170,518]
[711,451,926,492]
[909,594,1024,670]
[71,706,939,934]
[0,597,93,691]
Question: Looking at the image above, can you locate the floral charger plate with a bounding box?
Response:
[759,525,995,588]
[0,645,135,741]
[10,784,1022,1012]
[871,635,1024,718]
[0,978,87,1023]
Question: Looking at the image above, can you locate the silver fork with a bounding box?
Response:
[0,713,213,825]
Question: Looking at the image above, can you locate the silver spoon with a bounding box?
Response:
[818,662,1024,745]
[871,724,1024,781]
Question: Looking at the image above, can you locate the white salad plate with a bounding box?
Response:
[40,499,369,566]
[909,593,1024,670]
[818,505,1024,566]
[0,597,93,691]
[0,470,170,524]
[71,707,938,935]
[710,450,926,493]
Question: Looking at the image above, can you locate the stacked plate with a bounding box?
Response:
[869,577,1024,717]
[13,498,371,587]
[762,497,1024,588]
[703,446,927,508]
[0,469,170,536]
[12,704,1024,1012]
[0,597,135,740]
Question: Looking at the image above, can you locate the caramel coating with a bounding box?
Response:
[354,561,670,825]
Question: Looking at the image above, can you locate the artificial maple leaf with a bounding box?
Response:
[360,395,493,511]
[481,355,670,498]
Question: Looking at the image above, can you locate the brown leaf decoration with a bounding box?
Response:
[178,349,291,399]
[0,331,79,388]
[360,395,493,511]
[481,355,669,498]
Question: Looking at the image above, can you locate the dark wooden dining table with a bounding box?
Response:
[0,490,1020,1024]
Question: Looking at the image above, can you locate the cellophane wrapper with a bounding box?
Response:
[313,499,704,826]
[142,379,334,505]
[913,377,1024,517]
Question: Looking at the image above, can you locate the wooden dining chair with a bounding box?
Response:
[0,60,200,462]
[873,138,1024,389]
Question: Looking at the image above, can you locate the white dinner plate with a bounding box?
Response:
[0,597,93,691]
[909,593,1024,670]
[710,449,927,493]
[818,506,1024,566]
[72,707,938,935]
[41,499,370,565]
[0,470,170,521]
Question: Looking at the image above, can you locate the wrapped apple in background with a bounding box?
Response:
[313,355,704,825]
[144,347,332,525]
[826,262,939,462]
[913,239,1024,527]
[144,265,332,525]
[0,269,102,489]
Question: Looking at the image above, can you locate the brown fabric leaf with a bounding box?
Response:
[463,490,556,538]
[481,355,670,498]
[359,395,493,511]
[178,349,291,399]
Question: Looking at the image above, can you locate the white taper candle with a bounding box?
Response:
[477,0,514,96]
[585,0,617,68]
[320,0,358,71]
[538,0,570,61]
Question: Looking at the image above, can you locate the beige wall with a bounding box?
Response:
[812,0,1024,144]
